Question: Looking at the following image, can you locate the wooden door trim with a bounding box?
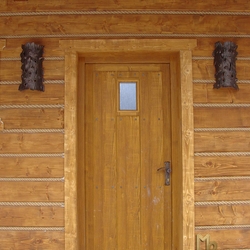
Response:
[60,39,197,250]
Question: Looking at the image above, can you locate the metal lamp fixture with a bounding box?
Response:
[213,41,238,90]
[19,42,45,91]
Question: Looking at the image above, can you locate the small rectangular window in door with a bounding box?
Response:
[119,82,138,111]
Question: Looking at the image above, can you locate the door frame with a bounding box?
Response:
[60,39,197,250]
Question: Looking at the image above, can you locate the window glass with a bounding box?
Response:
[119,82,137,111]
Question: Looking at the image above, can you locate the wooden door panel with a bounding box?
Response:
[85,64,171,249]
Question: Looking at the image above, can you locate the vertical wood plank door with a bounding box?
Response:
[85,63,172,250]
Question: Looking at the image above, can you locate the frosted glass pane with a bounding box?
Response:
[119,82,137,110]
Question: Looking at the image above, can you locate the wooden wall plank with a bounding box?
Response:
[0,206,64,226]
[193,38,250,57]
[2,38,62,57]
[0,60,64,81]
[195,205,250,226]
[195,180,250,201]
[0,157,64,177]
[194,107,250,128]
[195,229,250,249]
[2,1,250,12]
[194,131,250,152]
[0,182,64,201]
[195,156,250,177]
[0,109,64,129]
[193,83,250,104]
[193,60,250,80]
[0,231,64,250]
[0,133,64,153]
[1,15,250,36]
[0,84,64,105]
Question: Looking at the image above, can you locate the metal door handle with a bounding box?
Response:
[157,161,171,186]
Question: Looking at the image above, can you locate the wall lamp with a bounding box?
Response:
[19,42,45,91]
[213,41,238,90]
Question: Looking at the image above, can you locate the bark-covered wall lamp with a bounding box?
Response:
[19,42,45,91]
[213,41,238,90]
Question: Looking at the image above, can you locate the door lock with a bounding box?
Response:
[157,161,171,186]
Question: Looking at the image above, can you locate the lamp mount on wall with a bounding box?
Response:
[213,41,238,90]
[19,42,45,91]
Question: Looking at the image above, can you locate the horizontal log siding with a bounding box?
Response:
[1,2,250,249]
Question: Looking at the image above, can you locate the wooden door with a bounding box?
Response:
[84,63,171,250]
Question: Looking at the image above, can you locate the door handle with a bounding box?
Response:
[157,161,171,186]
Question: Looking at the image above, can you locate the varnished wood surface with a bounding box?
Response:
[1,1,250,12]
[0,84,64,105]
[195,179,250,201]
[0,231,64,250]
[195,204,250,226]
[0,133,64,153]
[195,156,250,177]
[194,131,250,152]
[0,60,64,80]
[0,1,250,248]
[0,108,64,129]
[0,206,64,226]
[195,229,250,249]
[0,182,64,201]
[1,15,250,36]
[0,157,64,177]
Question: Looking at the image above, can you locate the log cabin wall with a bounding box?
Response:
[0,1,250,249]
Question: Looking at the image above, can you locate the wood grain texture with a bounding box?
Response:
[194,131,250,152]
[194,107,250,128]
[180,50,195,249]
[195,179,250,201]
[0,108,64,129]
[1,15,250,36]
[64,50,78,250]
[193,59,250,80]
[0,60,64,81]
[0,133,64,153]
[0,182,64,201]
[2,1,250,12]
[0,206,64,226]
[195,229,250,249]
[0,39,6,50]
[195,204,250,226]
[2,38,62,57]
[0,84,64,105]
[0,157,64,177]
[0,231,64,250]
[193,83,250,104]
[195,156,250,177]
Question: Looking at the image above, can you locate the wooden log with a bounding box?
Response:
[0,108,64,129]
[0,84,64,105]
[195,229,250,249]
[194,131,250,152]
[2,38,63,57]
[3,0,250,11]
[193,83,250,104]
[193,37,250,57]
[0,60,64,81]
[193,59,250,80]
[0,206,64,226]
[194,107,250,128]
[195,156,250,177]
[0,157,64,177]
[195,204,250,226]
[0,182,64,201]
[195,179,250,201]
[0,133,64,153]
[0,231,64,250]
[1,15,250,36]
